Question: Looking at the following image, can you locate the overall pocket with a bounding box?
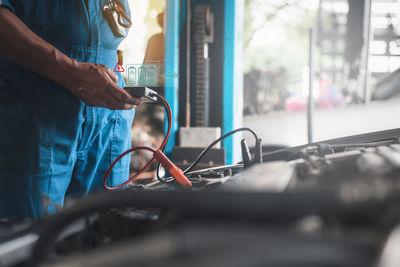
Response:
[109,109,135,170]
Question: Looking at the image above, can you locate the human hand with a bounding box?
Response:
[0,8,139,110]
[63,60,141,110]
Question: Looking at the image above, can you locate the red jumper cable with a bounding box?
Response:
[103,93,192,190]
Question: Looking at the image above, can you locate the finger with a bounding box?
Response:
[101,95,136,110]
[107,83,142,106]
[102,97,126,110]
[96,63,118,83]
[85,99,112,109]
[103,66,119,83]
[108,104,136,110]
[123,104,136,110]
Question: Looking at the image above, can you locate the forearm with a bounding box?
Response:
[0,7,75,88]
[0,6,141,109]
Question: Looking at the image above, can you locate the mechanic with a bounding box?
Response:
[0,0,141,218]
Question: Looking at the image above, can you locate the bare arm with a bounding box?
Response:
[0,7,140,110]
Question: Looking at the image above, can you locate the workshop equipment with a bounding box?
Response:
[171,4,226,171]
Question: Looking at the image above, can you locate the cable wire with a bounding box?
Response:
[154,97,174,183]
[183,127,259,174]
[104,93,261,188]
[103,94,172,190]
[155,127,260,182]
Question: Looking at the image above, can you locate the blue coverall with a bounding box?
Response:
[0,0,134,218]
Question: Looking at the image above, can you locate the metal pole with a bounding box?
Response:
[186,0,191,127]
[361,0,372,103]
[223,0,244,164]
[164,0,180,154]
[307,28,315,144]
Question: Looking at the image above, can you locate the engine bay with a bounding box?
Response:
[2,129,400,267]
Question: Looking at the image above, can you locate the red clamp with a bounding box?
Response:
[153,150,192,188]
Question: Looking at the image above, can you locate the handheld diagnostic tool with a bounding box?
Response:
[124,87,158,103]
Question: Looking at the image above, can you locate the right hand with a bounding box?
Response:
[64,60,141,110]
